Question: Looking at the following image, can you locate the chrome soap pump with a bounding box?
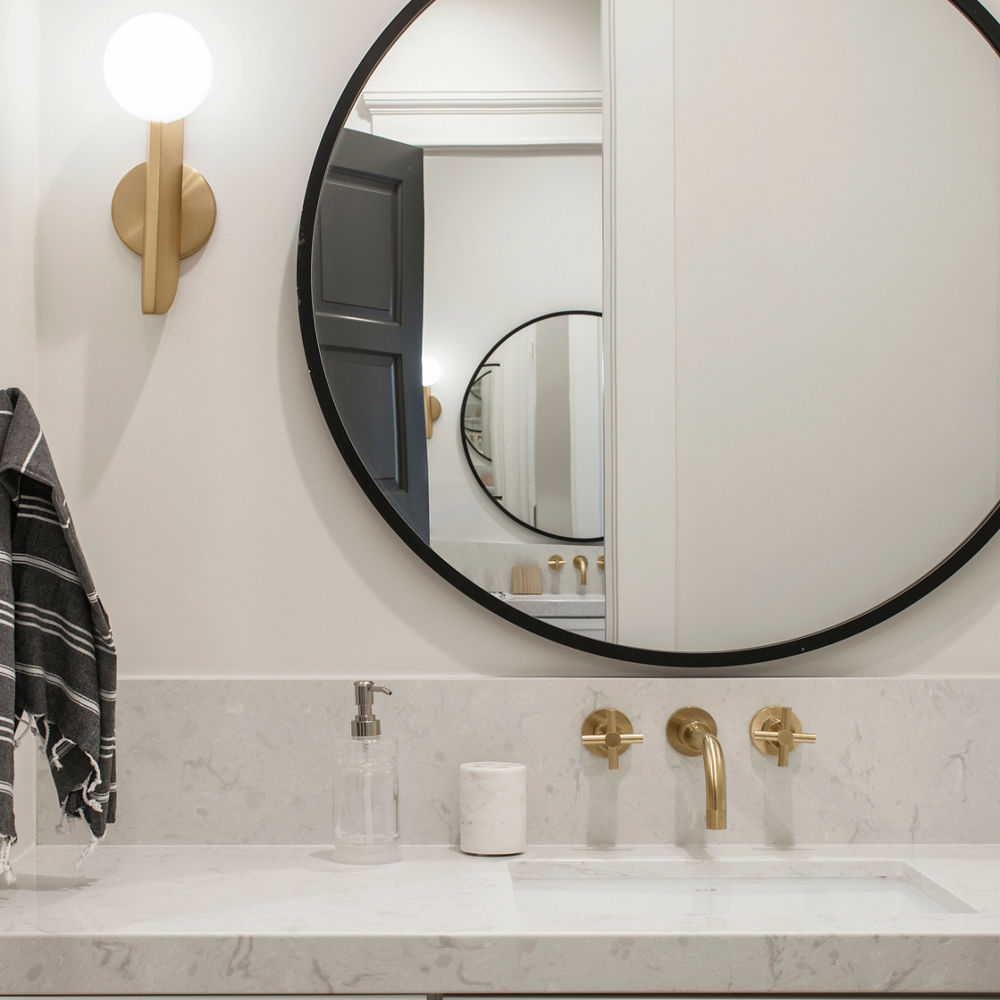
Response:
[332,681,400,864]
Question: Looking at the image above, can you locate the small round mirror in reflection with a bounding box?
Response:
[461,311,603,542]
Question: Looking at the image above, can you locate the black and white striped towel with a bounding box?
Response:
[0,388,116,873]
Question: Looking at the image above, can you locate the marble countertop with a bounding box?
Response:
[2,843,1000,995]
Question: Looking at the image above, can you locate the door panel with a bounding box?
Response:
[323,348,406,489]
[313,129,429,542]
[318,172,400,321]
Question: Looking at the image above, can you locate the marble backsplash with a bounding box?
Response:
[33,676,1000,847]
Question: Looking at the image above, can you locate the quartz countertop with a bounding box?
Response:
[2,843,999,995]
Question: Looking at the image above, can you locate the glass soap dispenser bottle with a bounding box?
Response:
[332,681,400,864]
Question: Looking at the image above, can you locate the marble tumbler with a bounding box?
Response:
[459,761,527,855]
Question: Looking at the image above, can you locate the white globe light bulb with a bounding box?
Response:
[422,355,442,387]
[104,13,212,122]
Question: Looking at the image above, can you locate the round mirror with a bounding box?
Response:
[298,0,1000,666]
[462,311,604,543]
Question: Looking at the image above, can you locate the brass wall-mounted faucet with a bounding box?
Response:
[750,706,816,766]
[581,708,643,770]
[573,555,588,585]
[667,708,726,830]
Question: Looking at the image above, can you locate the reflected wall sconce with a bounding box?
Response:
[105,13,216,315]
[422,354,442,439]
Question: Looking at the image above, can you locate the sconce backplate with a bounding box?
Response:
[112,163,217,259]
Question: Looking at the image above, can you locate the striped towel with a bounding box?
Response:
[0,388,116,872]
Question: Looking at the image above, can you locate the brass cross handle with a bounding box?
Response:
[750,706,816,767]
[581,708,643,770]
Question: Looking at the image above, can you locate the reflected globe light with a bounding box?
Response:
[422,354,443,387]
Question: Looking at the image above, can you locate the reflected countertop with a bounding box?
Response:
[499,592,605,617]
[1,843,999,995]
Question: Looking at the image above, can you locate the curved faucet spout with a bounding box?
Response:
[699,730,727,830]
[666,707,727,831]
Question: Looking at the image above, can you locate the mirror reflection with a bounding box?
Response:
[308,0,1000,659]
[462,312,604,542]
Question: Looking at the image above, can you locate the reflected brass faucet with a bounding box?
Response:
[667,708,727,830]
[573,555,588,585]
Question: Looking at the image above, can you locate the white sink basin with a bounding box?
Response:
[509,858,975,919]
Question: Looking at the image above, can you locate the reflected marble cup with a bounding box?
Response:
[459,762,527,856]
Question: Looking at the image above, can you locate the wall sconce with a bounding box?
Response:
[105,13,216,315]
[422,354,442,439]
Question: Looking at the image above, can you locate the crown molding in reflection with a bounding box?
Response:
[357,90,602,152]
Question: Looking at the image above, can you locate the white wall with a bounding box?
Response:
[603,0,678,650]
[1,0,39,397]
[365,0,601,94]
[0,0,39,859]
[24,0,1000,678]
[671,0,999,651]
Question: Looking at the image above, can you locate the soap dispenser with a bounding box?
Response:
[332,681,400,864]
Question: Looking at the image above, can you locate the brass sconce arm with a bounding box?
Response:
[112,121,216,314]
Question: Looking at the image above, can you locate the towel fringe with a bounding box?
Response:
[81,782,103,813]
[76,746,105,814]
[75,833,101,870]
[12,712,42,751]
[0,836,15,886]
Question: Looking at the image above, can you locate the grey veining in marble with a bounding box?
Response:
[1,844,999,995]
[34,677,1000,847]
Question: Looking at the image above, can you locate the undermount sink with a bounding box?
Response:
[509,857,976,919]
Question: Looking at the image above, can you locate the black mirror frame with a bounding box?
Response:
[297,0,1000,668]
[459,309,605,546]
